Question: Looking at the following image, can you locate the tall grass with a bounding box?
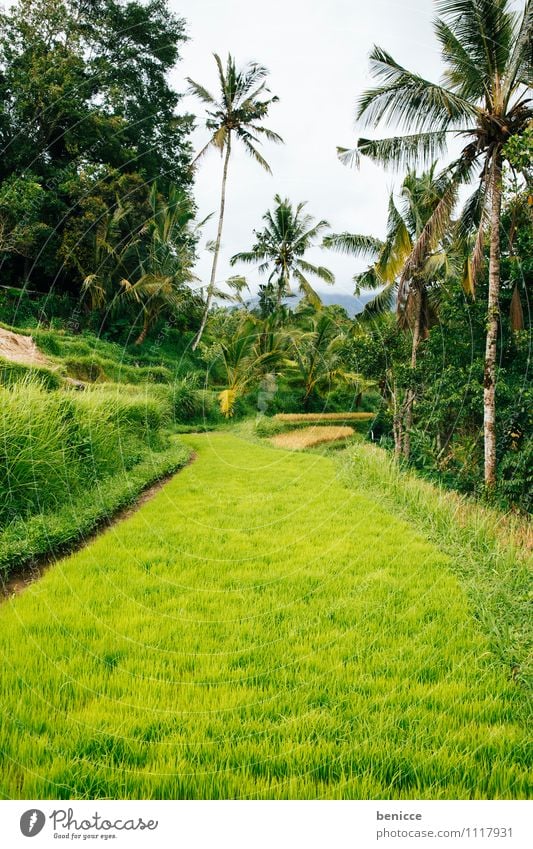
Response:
[340,442,532,690]
[0,434,529,799]
[0,379,172,526]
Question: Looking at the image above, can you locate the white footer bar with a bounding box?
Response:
[2,800,531,848]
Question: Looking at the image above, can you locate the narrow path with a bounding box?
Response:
[0,433,528,799]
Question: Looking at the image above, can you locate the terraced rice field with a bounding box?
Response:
[275,412,374,423]
[0,433,529,799]
[270,425,355,449]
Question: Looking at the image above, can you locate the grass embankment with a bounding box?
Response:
[0,379,191,578]
[340,442,533,689]
[0,433,529,799]
[0,322,223,575]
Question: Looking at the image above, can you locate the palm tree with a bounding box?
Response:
[215,317,287,416]
[340,0,532,486]
[287,313,362,408]
[324,167,456,457]
[231,195,335,312]
[120,184,200,345]
[81,204,128,312]
[187,53,283,350]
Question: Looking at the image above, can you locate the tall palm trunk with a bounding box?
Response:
[402,286,422,460]
[483,152,502,488]
[192,134,232,351]
[135,313,150,346]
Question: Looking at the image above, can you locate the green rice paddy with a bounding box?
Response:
[0,433,530,799]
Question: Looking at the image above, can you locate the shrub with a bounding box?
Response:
[254,416,285,438]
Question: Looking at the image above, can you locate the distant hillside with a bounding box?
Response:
[240,289,376,317]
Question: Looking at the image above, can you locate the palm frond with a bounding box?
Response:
[435,17,487,99]
[293,269,322,308]
[336,146,360,168]
[323,232,383,257]
[240,138,272,173]
[357,46,478,132]
[400,159,474,286]
[435,0,516,88]
[297,259,335,284]
[186,77,215,104]
[246,125,284,144]
[504,0,533,93]
[469,214,488,293]
[356,131,451,170]
[456,181,487,240]
[230,249,271,266]
[361,282,397,317]
[353,266,386,292]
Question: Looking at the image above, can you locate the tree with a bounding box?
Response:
[119,184,200,345]
[231,194,335,313]
[80,203,129,313]
[209,317,286,416]
[287,312,361,408]
[187,53,283,349]
[325,167,456,457]
[341,0,532,487]
[0,0,193,292]
[0,174,48,258]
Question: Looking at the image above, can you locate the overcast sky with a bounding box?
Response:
[170,0,444,296]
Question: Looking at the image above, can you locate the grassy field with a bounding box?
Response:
[0,433,529,799]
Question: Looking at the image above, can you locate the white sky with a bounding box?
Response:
[171,0,444,295]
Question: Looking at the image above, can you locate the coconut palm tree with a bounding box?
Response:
[230,194,335,313]
[187,53,283,350]
[340,0,532,486]
[324,167,456,457]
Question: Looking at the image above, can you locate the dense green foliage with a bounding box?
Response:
[0,434,529,799]
[347,182,532,511]
[0,0,198,342]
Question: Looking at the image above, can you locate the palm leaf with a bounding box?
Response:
[362,282,397,317]
[186,78,215,104]
[293,269,322,308]
[356,131,451,170]
[504,0,533,93]
[240,138,272,173]
[357,46,478,132]
[323,232,383,257]
[297,259,335,284]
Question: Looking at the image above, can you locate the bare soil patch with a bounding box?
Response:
[0,327,50,367]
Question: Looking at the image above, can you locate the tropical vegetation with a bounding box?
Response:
[0,0,531,804]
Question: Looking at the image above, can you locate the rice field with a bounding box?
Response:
[0,433,529,799]
[275,412,374,423]
[270,425,355,449]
